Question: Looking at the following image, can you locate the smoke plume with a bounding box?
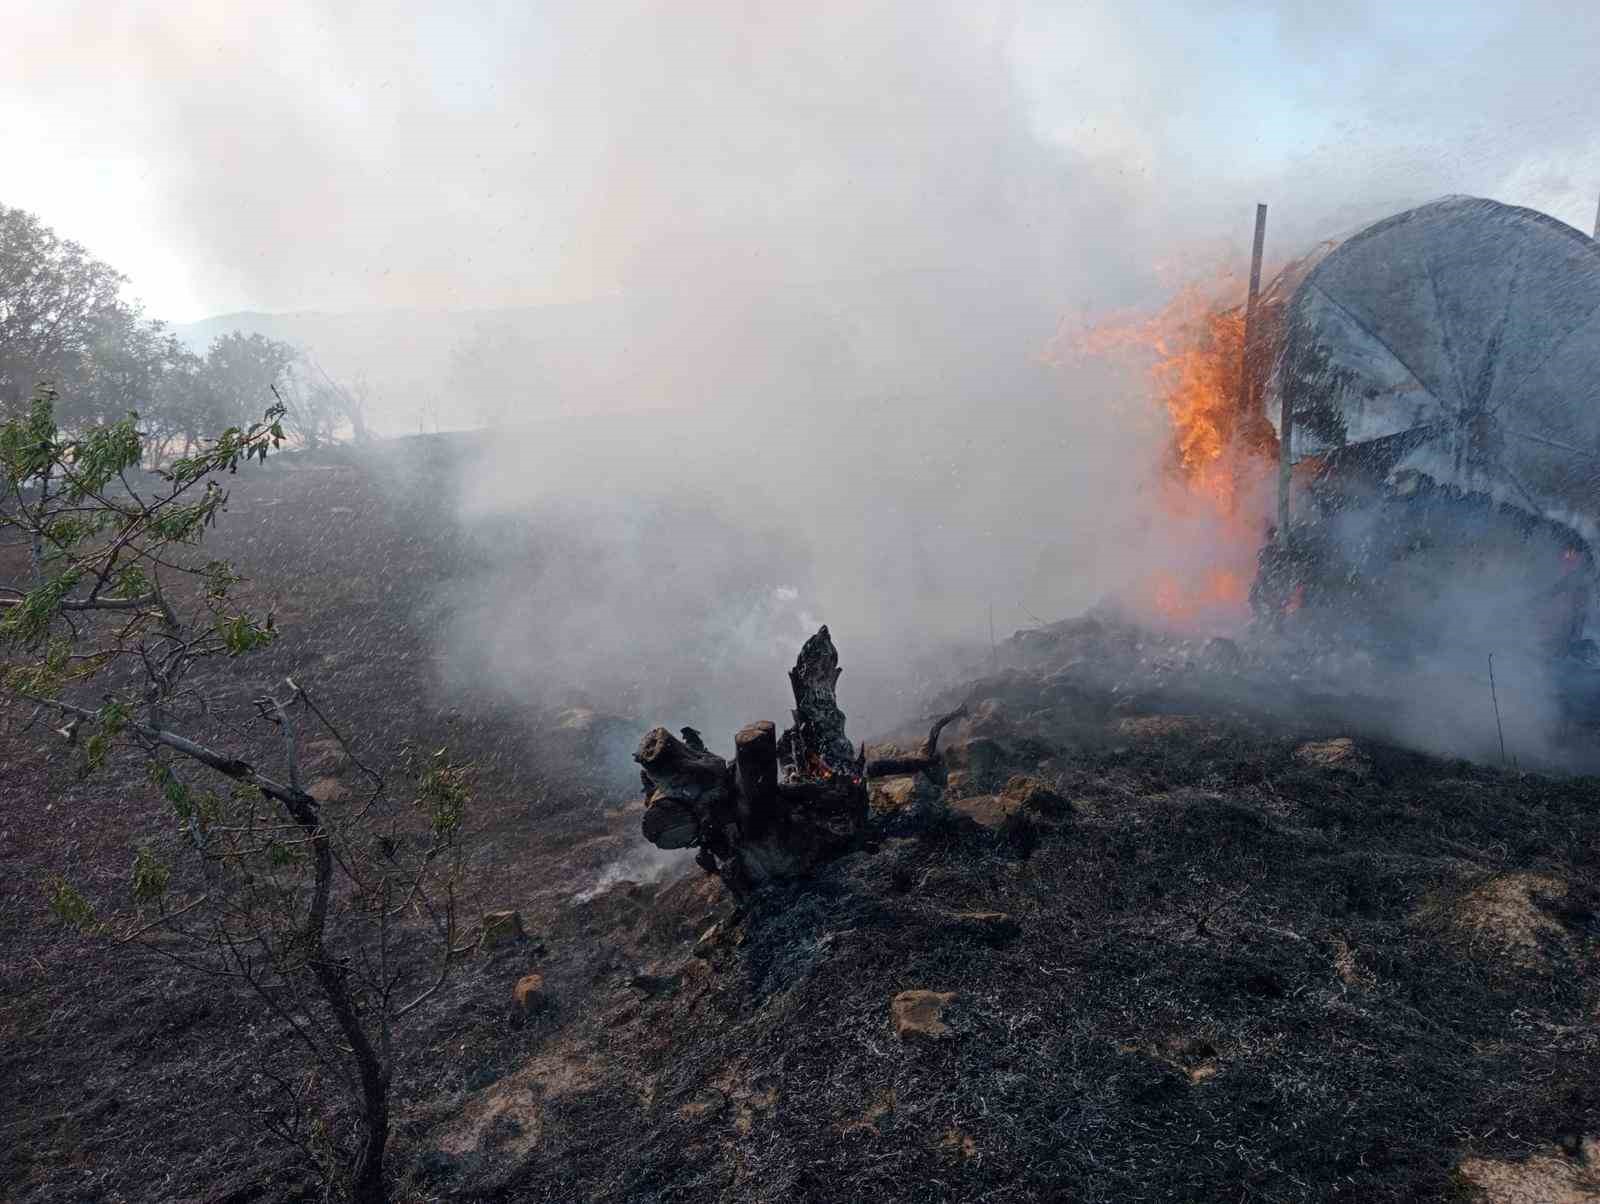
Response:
[6,1,1599,763]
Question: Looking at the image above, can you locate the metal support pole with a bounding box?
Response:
[1230,203,1285,539]
[1238,203,1268,421]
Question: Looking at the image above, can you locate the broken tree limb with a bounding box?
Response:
[20,692,318,817]
[863,703,968,780]
[635,627,871,895]
[920,703,970,760]
[635,725,732,851]
[635,725,730,803]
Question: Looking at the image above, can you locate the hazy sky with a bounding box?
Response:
[2,0,1596,322]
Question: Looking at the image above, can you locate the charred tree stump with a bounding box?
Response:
[733,721,779,839]
[635,626,971,895]
[636,626,874,895]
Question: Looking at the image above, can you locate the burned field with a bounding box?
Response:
[4,440,1600,1203]
[0,435,641,1202]
[439,621,1600,1203]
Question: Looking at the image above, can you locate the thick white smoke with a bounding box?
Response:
[7,0,1598,766]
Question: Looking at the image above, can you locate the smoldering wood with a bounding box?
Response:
[862,703,968,781]
[635,725,733,851]
[640,796,700,850]
[733,721,779,837]
[636,725,730,799]
[778,624,858,778]
[861,754,939,778]
[635,626,877,895]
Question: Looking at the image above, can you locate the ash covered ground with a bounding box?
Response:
[4,437,1600,1203]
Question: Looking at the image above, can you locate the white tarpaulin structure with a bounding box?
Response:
[1272,196,1600,541]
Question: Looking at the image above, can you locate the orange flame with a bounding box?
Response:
[1149,567,1250,625]
[1065,278,1278,631]
[1073,284,1259,509]
[803,751,861,785]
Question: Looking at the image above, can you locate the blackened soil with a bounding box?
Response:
[5,436,1599,1203]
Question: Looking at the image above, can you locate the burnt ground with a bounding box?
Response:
[4,435,1600,1203]
[2,434,645,1203]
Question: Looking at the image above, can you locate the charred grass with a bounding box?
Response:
[1,436,640,1201]
[5,437,1600,1202]
[466,721,1600,1203]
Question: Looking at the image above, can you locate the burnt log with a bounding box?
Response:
[635,627,871,895]
[641,796,700,849]
[635,725,734,851]
[636,725,731,804]
[863,703,968,783]
[778,777,868,815]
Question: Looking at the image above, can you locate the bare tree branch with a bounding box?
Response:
[19,694,318,813]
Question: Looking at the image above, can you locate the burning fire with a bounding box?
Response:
[1071,283,1271,511]
[1060,279,1279,630]
[1149,567,1250,623]
[803,751,861,784]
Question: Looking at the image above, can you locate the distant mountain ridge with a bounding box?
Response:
[168,301,641,433]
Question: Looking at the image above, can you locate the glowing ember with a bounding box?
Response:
[802,751,860,785]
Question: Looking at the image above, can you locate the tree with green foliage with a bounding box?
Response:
[1,206,127,405]
[3,204,352,459]
[1,389,472,1203]
[198,331,299,429]
[0,204,190,429]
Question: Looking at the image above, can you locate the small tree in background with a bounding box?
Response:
[279,357,370,450]
[1,391,472,1203]
[197,331,299,429]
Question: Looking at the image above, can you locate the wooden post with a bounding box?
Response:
[1593,190,1599,240]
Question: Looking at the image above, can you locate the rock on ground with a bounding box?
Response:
[891,990,957,1040]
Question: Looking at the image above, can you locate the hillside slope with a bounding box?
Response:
[413,628,1600,1203]
[4,437,1598,1203]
